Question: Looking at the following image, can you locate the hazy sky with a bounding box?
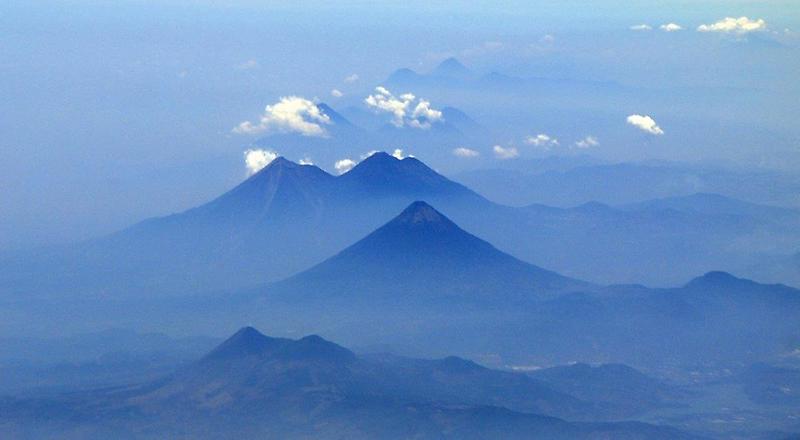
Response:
[1,0,799,248]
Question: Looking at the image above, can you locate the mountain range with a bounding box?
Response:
[0,327,699,439]
[237,201,800,369]
[3,151,798,300]
[385,57,625,95]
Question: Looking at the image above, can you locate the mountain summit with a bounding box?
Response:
[393,200,450,227]
[432,57,472,80]
[201,326,355,366]
[339,152,482,201]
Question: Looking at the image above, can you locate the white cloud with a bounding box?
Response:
[364,86,443,129]
[574,136,599,149]
[698,17,767,34]
[235,59,259,70]
[409,100,443,129]
[493,145,519,159]
[233,96,331,137]
[391,149,408,159]
[334,158,356,174]
[344,73,359,83]
[630,24,652,31]
[298,157,314,165]
[626,114,664,135]
[525,133,559,149]
[331,89,343,98]
[540,34,555,43]
[660,23,683,32]
[243,149,278,175]
[453,147,480,158]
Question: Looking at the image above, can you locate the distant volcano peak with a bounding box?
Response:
[432,57,471,79]
[395,201,448,225]
[270,201,589,303]
[263,156,295,169]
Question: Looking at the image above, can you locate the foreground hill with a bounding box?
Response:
[250,256,800,369]
[0,327,698,440]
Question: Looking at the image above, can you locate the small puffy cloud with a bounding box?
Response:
[331,89,344,98]
[453,147,480,158]
[493,145,519,159]
[298,157,314,165]
[344,73,359,83]
[235,59,259,70]
[364,87,443,129]
[660,23,683,32]
[244,149,278,175]
[630,24,652,31]
[540,34,555,43]
[233,96,331,137]
[391,149,408,159]
[574,136,599,149]
[698,17,767,34]
[525,133,559,149]
[626,114,664,135]
[334,158,356,174]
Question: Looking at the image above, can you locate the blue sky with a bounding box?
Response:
[1,0,798,248]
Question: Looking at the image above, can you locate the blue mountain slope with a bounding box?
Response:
[269,201,592,303]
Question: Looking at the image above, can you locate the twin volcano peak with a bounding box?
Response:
[203,326,354,363]
[255,151,417,179]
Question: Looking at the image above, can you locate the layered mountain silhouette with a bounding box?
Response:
[529,363,687,417]
[0,327,698,439]
[385,57,624,96]
[4,151,800,300]
[0,153,493,296]
[269,201,591,303]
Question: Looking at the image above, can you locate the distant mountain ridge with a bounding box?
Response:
[0,327,700,439]
[5,150,800,300]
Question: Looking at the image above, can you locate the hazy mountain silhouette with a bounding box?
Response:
[5,151,800,300]
[385,60,624,96]
[431,57,473,80]
[0,153,494,297]
[270,201,591,303]
[454,161,800,209]
[529,363,687,417]
[0,327,699,439]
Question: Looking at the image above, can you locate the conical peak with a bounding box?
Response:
[203,326,276,361]
[396,201,446,225]
[436,57,468,71]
